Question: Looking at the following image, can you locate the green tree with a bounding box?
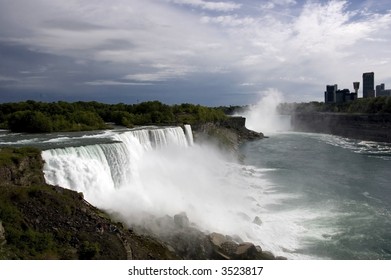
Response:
[110,111,134,127]
[7,110,53,133]
[70,111,106,128]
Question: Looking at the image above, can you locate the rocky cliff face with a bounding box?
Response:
[291,112,391,142]
[192,117,264,156]
[0,147,45,187]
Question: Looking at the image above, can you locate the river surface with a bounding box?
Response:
[240,132,391,259]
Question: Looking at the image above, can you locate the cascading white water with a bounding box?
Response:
[43,127,190,192]
[184,124,194,146]
[42,125,298,258]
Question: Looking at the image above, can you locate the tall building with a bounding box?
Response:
[380,90,391,97]
[353,82,360,94]
[336,89,351,103]
[363,72,375,98]
[324,84,356,103]
[376,83,385,96]
[325,84,337,103]
[376,83,391,97]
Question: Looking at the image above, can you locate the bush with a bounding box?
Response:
[78,241,100,260]
[8,110,53,133]
[70,111,105,128]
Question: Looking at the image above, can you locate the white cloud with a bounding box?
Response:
[124,69,187,82]
[224,0,391,97]
[169,0,241,12]
[291,1,368,53]
[259,0,297,10]
[200,15,255,26]
[85,80,153,86]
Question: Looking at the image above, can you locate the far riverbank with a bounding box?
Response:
[291,112,391,143]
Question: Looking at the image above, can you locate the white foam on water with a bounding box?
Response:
[319,134,391,160]
[0,138,40,145]
[44,137,72,143]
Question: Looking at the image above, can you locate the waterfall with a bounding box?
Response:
[42,126,191,194]
[41,125,274,253]
[184,124,194,146]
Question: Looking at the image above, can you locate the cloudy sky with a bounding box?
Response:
[1,0,391,105]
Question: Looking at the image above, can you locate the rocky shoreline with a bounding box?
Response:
[0,121,279,260]
[137,212,286,260]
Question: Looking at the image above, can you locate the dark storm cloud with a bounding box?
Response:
[0,42,131,102]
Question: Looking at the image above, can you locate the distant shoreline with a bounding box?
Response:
[291,112,391,143]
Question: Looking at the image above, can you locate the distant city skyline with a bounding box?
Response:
[325,71,391,103]
[1,0,391,105]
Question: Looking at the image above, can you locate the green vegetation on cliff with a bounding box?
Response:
[0,100,227,133]
[0,147,45,186]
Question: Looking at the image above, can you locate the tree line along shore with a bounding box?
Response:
[1,96,390,134]
[0,100,227,133]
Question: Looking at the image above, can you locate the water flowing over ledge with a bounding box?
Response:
[41,125,287,258]
[42,126,192,193]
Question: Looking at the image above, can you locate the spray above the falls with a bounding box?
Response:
[239,88,291,134]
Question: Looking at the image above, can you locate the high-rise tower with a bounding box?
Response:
[325,84,337,103]
[353,82,360,94]
[376,83,385,97]
[362,72,375,98]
